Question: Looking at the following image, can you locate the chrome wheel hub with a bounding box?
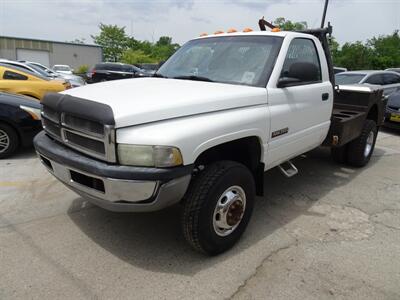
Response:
[364,131,374,158]
[213,186,246,237]
[0,129,10,154]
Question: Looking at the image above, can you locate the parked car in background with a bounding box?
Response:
[89,62,148,83]
[0,59,56,79]
[333,67,347,74]
[61,73,86,88]
[0,64,70,100]
[20,61,60,77]
[0,92,42,158]
[52,64,73,75]
[22,61,85,88]
[335,70,400,96]
[384,90,400,129]
[136,63,159,75]
[385,68,400,75]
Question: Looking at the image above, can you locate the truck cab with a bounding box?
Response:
[34,29,384,255]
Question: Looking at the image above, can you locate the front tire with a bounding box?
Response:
[346,120,377,167]
[182,161,255,255]
[0,123,19,159]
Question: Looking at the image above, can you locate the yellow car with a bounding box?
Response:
[0,64,70,101]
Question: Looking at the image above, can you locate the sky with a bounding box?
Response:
[0,0,399,46]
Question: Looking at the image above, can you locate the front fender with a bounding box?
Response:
[116,105,269,165]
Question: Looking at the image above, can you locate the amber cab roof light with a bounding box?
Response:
[214,30,224,35]
[272,27,281,32]
[227,28,237,33]
[243,28,253,32]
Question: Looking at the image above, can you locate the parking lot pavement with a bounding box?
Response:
[0,128,399,300]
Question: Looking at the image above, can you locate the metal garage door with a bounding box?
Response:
[16,49,50,67]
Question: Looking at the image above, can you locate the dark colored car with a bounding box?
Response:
[88,63,149,83]
[385,90,400,129]
[0,92,42,158]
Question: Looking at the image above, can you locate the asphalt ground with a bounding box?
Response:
[0,128,399,299]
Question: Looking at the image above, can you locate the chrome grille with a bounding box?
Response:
[41,106,115,162]
[42,117,62,140]
[63,130,106,155]
[42,106,59,123]
[62,114,105,136]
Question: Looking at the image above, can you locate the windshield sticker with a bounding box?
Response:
[241,72,255,84]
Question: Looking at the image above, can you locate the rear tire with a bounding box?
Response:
[181,161,255,255]
[0,123,19,159]
[346,120,377,167]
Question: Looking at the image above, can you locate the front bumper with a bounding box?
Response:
[34,131,193,212]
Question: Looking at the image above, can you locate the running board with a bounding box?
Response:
[278,160,298,178]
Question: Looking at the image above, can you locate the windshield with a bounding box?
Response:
[54,66,70,71]
[335,73,366,85]
[31,63,56,74]
[27,64,53,77]
[157,36,283,87]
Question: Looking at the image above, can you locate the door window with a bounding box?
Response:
[3,71,28,80]
[280,38,322,84]
[383,73,400,85]
[364,74,383,85]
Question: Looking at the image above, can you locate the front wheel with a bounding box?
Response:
[181,161,255,255]
[0,123,19,159]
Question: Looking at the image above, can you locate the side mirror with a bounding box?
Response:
[277,77,301,88]
[278,62,319,88]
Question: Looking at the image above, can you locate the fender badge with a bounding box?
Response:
[272,127,289,138]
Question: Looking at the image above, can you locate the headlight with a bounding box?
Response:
[117,144,183,167]
[20,105,41,120]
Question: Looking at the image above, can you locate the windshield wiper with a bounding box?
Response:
[153,73,168,78]
[172,75,214,82]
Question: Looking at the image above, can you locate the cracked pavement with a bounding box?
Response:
[0,128,399,299]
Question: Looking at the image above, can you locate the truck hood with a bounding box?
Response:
[62,78,267,128]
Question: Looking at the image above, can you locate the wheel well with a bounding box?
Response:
[367,104,378,123]
[194,136,264,196]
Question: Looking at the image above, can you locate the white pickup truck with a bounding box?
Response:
[34,25,385,255]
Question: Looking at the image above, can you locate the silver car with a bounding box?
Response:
[335,70,400,96]
[22,61,85,88]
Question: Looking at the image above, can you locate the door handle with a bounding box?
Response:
[322,93,329,101]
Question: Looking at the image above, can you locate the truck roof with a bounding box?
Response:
[194,30,314,41]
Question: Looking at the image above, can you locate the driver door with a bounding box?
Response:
[266,38,333,167]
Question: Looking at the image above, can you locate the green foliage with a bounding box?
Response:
[91,24,129,62]
[75,64,89,74]
[121,50,157,65]
[92,24,179,64]
[273,17,307,31]
[332,31,400,70]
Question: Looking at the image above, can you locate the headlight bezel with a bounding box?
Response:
[117,144,183,168]
[19,105,41,120]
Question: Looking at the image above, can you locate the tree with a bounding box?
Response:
[91,24,129,62]
[331,31,400,70]
[368,31,400,69]
[273,17,307,31]
[121,49,157,65]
